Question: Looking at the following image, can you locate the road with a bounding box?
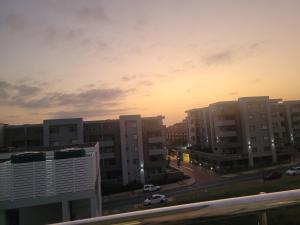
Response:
[102,160,299,214]
[103,160,288,214]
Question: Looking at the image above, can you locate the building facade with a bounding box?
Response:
[0,144,101,225]
[186,96,296,172]
[166,120,188,147]
[0,115,167,187]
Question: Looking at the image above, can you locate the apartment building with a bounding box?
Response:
[186,107,211,149]
[142,116,167,183]
[3,124,43,148]
[0,144,101,225]
[166,120,188,147]
[0,115,167,187]
[284,100,300,150]
[186,96,295,172]
[0,123,4,148]
[84,120,123,188]
[43,118,84,147]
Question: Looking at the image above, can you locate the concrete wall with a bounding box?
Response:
[19,203,62,225]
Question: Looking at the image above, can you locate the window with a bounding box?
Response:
[249,115,254,120]
[264,146,271,152]
[263,136,269,141]
[261,125,268,130]
[249,125,255,131]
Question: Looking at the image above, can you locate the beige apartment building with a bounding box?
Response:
[186,96,297,172]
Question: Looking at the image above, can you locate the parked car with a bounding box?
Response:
[263,171,282,181]
[143,184,160,192]
[144,194,166,206]
[285,167,300,176]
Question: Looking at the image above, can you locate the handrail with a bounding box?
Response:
[53,189,300,225]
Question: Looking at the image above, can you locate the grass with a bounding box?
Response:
[141,175,300,224]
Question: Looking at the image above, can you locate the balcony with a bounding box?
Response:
[291,108,300,113]
[0,152,97,202]
[100,152,115,159]
[218,131,237,137]
[148,136,165,143]
[216,120,236,126]
[99,140,114,147]
[149,148,168,156]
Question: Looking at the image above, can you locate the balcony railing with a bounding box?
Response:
[148,148,167,156]
[54,189,300,225]
[218,130,237,137]
[216,120,236,126]
[148,137,165,143]
[100,152,115,159]
[99,140,114,147]
[0,153,97,202]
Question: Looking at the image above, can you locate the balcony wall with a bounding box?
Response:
[0,153,97,202]
[216,120,236,126]
[149,148,168,156]
[217,131,237,137]
[100,152,115,159]
[148,137,165,143]
[99,140,114,147]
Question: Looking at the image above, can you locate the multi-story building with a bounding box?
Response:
[284,100,300,150]
[0,115,167,187]
[166,120,188,147]
[84,119,123,188]
[0,123,5,148]
[142,116,167,183]
[186,96,296,172]
[43,118,84,147]
[186,108,211,150]
[0,144,101,225]
[3,124,43,148]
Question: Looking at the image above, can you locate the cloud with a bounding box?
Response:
[75,6,108,22]
[122,75,137,82]
[47,107,134,119]
[228,91,239,96]
[138,80,153,87]
[1,14,31,32]
[203,50,233,65]
[0,80,131,109]
[0,81,41,98]
[202,42,264,66]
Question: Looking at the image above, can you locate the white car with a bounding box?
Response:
[144,194,166,206]
[143,184,161,192]
[285,167,300,176]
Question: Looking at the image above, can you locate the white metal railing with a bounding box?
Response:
[53,189,300,225]
[0,153,97,202]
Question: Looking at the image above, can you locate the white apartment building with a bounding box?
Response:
[0,144,101,225]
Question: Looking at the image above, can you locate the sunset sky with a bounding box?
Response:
[0,0,300,125]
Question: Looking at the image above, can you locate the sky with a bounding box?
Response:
[0,0,300,126]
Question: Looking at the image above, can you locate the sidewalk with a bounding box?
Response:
[103,177,195,203]
[221,161,299,178]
